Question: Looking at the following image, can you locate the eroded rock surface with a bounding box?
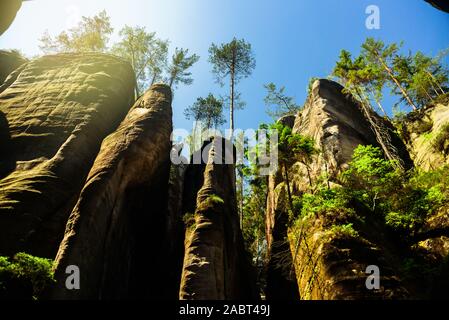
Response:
[0,50,26,85]
[0,0,22,36]
[266,79,411,300]
[52,84,173,299]
[179,138,259,300]
[0,53,135,258]
[401,103,449,170]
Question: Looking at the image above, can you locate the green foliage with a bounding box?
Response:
[271,122,316,168]
[184,93,225,130]
[307,77,319,95]
[111,25,168,95]
[182,212,197,230]
[209,37,256,130]
[208,37,256,85]
[263,82,301,119]
[342,145,448,234]
[205,194,225,206]
[330,223,359,238]
[293,188,355,221]
[333,38,448,113]
[0,253,54,300]
[241,166,267,268]
[342,145,403,211]
[39,10,113,54]
[167,48,200,89]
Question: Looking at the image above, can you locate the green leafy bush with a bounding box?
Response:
[342,145,448,234]
[0,253,55,300]
[293,187,355,221]
[341,145,403,211]
[330,223,359,238]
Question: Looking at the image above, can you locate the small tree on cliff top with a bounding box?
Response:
[167,48,200,90]
[264,83,302,119]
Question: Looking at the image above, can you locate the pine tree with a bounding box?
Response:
[167,48,199,89]
[209,38,256,135]
[184,93,225,130]
[111,26,168,96]
[361,38,418,111]
[264,83,301,119]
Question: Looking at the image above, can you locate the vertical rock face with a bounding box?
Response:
[179,138,259,300]
[52,84,173,299]
[266,80,411,300]
[292,79,412,184]
[0,54,135,258]
[0,50,26,85]
[0,0,22,36]
[0,52,257,300]
[401,103,449,170]
[265,115,300,300]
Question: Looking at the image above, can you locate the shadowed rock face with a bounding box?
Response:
[0,53,135,258]
[51,84,173,299]
[0,50,26,85]
[179,137,259,300]
[425,0,449,13]
[0,0,21,36]
[265,116,300,301]
[266,79,411,300]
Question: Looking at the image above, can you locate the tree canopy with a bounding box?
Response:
[167,48,200,89]
[209,37,256,132]
[184,93,226,130]
[39,10,113,54]
[111,26,168,95]
[264,83,301,119]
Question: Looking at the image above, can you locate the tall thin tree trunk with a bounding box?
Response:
[376,54,418,110]
[356,88,403,169]
[419,83,435,102]
[151,73,158,86]
[230,64,235,135]
[283,163,294,214]
[305,164,313,189]
[426,70,446,95]
[239,170,244,229]
[323,158,331,190]
[369,90,388,117]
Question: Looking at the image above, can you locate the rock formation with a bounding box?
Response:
[0,53,135,258]
[401,103,449,170]
[0,50,26,85]
[0,0,22,36]
[265,115,300,300]
[425,0,449,13]
[266,80,412,299]
[179,138,259,300]
[1,49,447,300]
[51,84,173,299]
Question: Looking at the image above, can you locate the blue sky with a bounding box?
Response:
[1,0,448,132]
